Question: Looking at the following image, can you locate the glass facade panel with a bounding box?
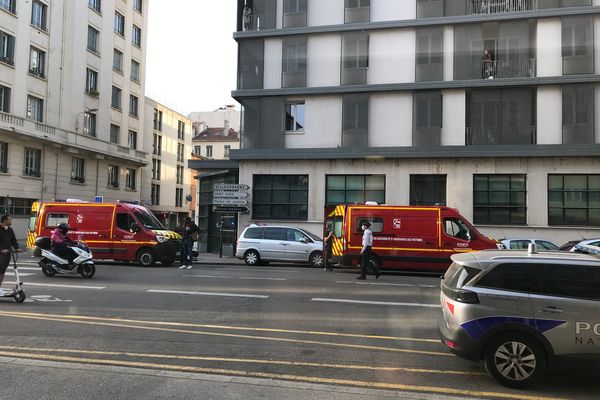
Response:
[548,174,600,226]
[326,175,385,206]
[252,175,308,220]
[474,174,526,225]
[410,175,446,206]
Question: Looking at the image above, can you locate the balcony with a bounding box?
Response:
[468,0,536,15]
[466,125,536,145]
[482,58,536,79]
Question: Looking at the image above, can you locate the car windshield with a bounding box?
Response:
[300,228,321,242]
[134,211,165,230]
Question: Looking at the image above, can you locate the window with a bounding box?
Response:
[153,134,162,155]
[0,197,36,216]
[541,264,600,301]
[178,143,185,162]
[282,37,307,87]
[31,0,47,30]
[26,95,43,122]
[0,0,16,14]
[416,27,443,81]
[45,213,69,228]
[0,85,10,112]
[548,174,600,226]
[326,175,385,206]
[283,0,307,28]
[153,109,163,131]
[410,175,446,206]
[0,30,15,65]
[125,168,136,190]
[108,165,119,188]
[89,0,101,13]
[476,263,542,294]
[132,25,141,47]
[83,112,96,137]
[342,94,368,148]
[473,175,526,225]
[86,68,98,94]
[133,0,142,13]
[131,59,140,81]
[113,49,123,72]
[177,120,185,139]
[23,148,41,177]
[129,95,138,117]
[253,175,309,220]
[344,0,370,23]
[285,102,305,132]
[354,217,383,233]
[205,145,212,158]
[152,158,161,180]
[87,26,99,53]
[128,130,137,149]
[71,158,85,183]
[0,142,7,173]
[562,84,594,144]
[151,184,160,205]
[224,145,230,158]
[244,227,264,239]
[175,188,183,207]
[562,15,593,75]
[444,217,472,240]
[29,47,45,78]
[194,145,201,156]
[111,86,122,109]
[110,124,120,144]
[413,91,442,146]
[176,166,184,184]
[114,12,124,36]
[116,213,136,232]
[342,33,368,85]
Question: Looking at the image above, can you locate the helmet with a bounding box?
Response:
[58,223,69,234]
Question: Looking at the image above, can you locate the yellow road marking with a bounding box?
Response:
[0,312,450,357]
[0,350,567,400]
[0,311,439,343]
[0,345,483,376]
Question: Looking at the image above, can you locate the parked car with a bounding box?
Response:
[560,238,600,252]
[439,248,600,388]
[500,238,559,250]
[236,225,324,267]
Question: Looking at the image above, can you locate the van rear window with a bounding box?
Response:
[244,227,263,239]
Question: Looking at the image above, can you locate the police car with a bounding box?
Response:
[438,245,600,388]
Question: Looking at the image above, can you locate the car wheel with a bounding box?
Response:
[244,250,260,266]
[483,333,547,389]
[309,251,323,268]
[137,249,156,267]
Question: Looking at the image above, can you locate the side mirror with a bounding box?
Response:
[299,238,308,244]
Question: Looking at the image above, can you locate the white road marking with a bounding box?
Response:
[21,283,106,290]
[239,276,286,281]
[335,281,415,287]
[218,267,301,274]
[182,275,287,281]
[419,285,436,288]
[14,267,40,271]
[4,272,35,277]
[147,289,269,299]
[312,298,441,308]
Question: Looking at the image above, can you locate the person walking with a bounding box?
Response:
[179,217,199,270]
[323,224,333,271]
[357,221,379,280]
[0,215,22,296]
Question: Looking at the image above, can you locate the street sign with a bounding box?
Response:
[94,196,103,203]
[214,183,250,191]
[214,206,249,213]
[213,190,249,198]
[213,198,248,206]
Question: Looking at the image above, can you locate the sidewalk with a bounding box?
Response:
[194,251,243,266]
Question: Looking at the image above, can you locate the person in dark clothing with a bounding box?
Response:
[358,221,379,280]
[0,215,22,296]
[323,224,333,271]
[51,222,75,266]
[179,216,199,270]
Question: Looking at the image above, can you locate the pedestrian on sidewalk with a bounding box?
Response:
[0,215,22,296]
[323,224,333,271]
[179,217,199,270]
[357,221,379,280]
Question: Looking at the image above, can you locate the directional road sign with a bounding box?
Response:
[214,183,250,191]
[213,190,249,198]
[214,206,249,213]
[213,198,248,206]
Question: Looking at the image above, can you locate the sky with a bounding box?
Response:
[146,1,239,115]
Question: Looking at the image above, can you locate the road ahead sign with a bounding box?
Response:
[214,206,249,213]
[213,190,249,198]
[213,198,248,206]
[214,183,249,191]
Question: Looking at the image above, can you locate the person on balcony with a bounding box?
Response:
[482,49,494,79]
[242,4,252,31]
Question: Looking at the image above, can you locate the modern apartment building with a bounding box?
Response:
[144,97,192,229]
[0,0,149,238]
[222,0,600,243]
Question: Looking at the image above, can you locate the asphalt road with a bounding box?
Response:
[0,257,598,400]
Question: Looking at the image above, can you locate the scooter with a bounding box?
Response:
[0,250,26,303]
[38,241,95,279]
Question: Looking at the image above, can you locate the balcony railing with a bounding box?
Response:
[242,15,261,31]
[468,0,537,14]
[466,125,537,145]
[482,58,536,79]
[0,111,24,126]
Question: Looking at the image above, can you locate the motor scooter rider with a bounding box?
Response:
[51,223,75,265]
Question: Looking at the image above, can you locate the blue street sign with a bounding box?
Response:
[94,196,103,203]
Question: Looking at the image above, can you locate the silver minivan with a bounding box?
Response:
[236,225,324,267]
[439,248,600,388]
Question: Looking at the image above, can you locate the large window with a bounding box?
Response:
[562,15,593,75]
[0,85,10,112]
[342,94,369,148]
[562,84,594,144]
[178,120,185,139]
[151,184,160,205]
[29,47,45,78]
[175,188,183,208]
[132,25,141,47]
[282,37,307,88]
[0,197,36,216]
[26,95,43,122]
[110,124,120,144]
[111,86,122,109]
[108,165,119,188]
[410,175,446,206]
[413,91,442,146]
[205,145,212,158]
[113,49,123,72]
[283,0,307,28]
[125,168,136,190]
[0,30,15,65]
[24,148,41,177]
[152,158,161,180]
[326,175,385,206]
[154,109,163,131]
[133,0,142,13]
[253,175,309,220]
[129,95,138,117]
[178,143,185,161]
[416,27,443,81]
[114,12,124,36]
[87,26,99,53]
[342,33,368,85]
[86,68,98,94]
[285,102,305,132]
[224,145,230,158]
[0,0,16,14]
[176,165,184,184]
[71,158,85,183]
[153,133,162,155]
[0,142,7,173]
[473,175,526,225]
[83,112,96,137]
[31,0,47,30]
[548,174,600,226]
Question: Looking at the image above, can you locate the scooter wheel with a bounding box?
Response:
[41,262,56,277]
[79,264,95,279]
[14,291,26,303]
